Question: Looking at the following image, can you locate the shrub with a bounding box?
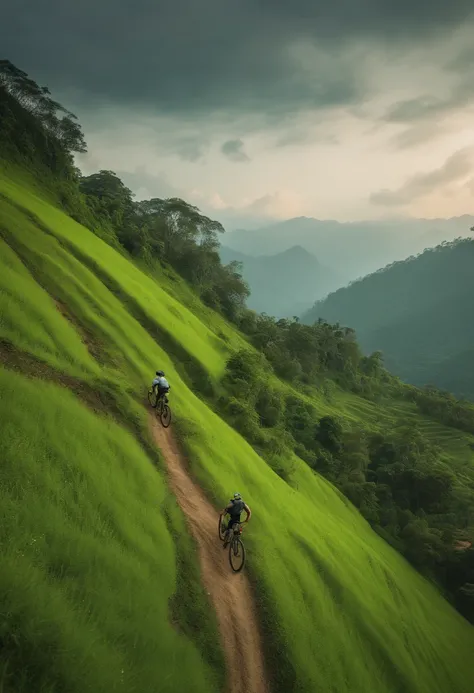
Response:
[316,416,344,455]
[221,397,263,444]
[223,349,269,401]
[255,388,284,428]
[293,443,318,468]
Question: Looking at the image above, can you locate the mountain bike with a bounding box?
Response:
[148,387,172,428]
[219,516,246,573]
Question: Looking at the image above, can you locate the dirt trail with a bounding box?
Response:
[150,416,269,693]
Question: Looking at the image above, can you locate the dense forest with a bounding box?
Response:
[303,238,474,399]
[1,59,474,623]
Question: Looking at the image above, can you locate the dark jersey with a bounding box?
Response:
[228,499,246,519]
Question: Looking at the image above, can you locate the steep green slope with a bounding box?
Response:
[303,239,474,397]
[1,170,474,693]
[0,369,221,693]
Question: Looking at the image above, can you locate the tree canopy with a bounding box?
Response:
[0,59,86,160]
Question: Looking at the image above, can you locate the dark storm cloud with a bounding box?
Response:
[2,0,474,118]
[381,38,474,134]
[221,139,250,162]
[370,148,473,207]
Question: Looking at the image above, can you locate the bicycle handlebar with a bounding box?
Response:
[222,520,248,528]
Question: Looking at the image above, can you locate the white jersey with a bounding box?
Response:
[152,375,169,389]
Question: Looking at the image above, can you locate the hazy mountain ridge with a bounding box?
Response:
[219,244,341,317]
[302,237,474,398]
[225,215,474,288]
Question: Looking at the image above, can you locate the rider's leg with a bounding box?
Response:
[228,517,238,535]
[158,386,169,401]
[224,518,236,545]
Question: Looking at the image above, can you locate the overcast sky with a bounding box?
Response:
[2,0,474,228]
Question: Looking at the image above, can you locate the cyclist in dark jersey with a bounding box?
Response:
[220,492,251,540]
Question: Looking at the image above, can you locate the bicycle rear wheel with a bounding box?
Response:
[229,537,246,573]
[160,403,171,428]
[218,517,226,542]
[148,387,158,408]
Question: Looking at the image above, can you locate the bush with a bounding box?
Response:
[224,349,269,400]
[312,448,339,480]
[316,416,344,455]
[293,443,318,468]
[284,395,318,451]
[255,388,284,428]
[266,452,297,483]
[221,397,264,445]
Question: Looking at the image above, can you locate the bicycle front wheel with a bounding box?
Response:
[160,403,171,428]
[229,537,246,573]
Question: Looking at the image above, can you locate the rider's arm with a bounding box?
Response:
[220,503,232,516]
[243,503,251,522]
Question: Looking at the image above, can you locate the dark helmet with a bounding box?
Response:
[156,370,165,376]
[232,492,242,501]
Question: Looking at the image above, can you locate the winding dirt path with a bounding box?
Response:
[150,415,269,693]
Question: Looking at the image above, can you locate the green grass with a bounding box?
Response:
[0,368,221,693]
[0,230,99,378]
[1,167,474,693]
[0,174,239,380]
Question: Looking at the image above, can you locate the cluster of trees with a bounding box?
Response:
[0,60,86,175]
[221,348,474,622]
[236,312,390,397]
[410,386,474,435]
[79,170,250,321]
[0,62,250,322]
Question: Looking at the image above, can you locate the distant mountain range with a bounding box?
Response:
[225,215,474,288]
[219,244,341,317]
[302,237,474,399]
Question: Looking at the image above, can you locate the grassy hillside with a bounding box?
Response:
[303,238,474,398]
[1,166,474,693]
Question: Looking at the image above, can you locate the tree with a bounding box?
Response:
[80,171,135,217]
[0,59,86,156]
[316,416,343,455]
[361,351,384,378]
